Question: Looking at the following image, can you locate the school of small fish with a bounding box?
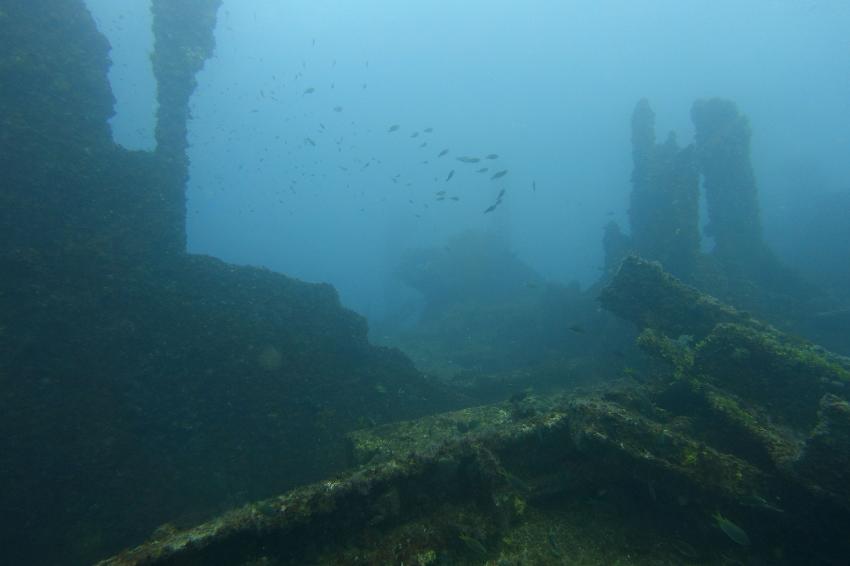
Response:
[206,37,549,222]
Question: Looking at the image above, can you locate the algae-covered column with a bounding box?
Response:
[691,99,763,266]
[0,0,115,254]
[151,0,222,156]
[627,99,700,280]
[150,0,222,248]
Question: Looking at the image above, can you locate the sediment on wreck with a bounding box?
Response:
[99,327,850,566]
[97,216,850,564]
[602,256,850,488]
[602,257,850,561]
[0,2,461,565]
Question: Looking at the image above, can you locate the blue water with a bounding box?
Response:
[84,0,850,321]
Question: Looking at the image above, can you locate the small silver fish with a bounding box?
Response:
[490,170,508,180]
[438,149,449,157]
[303,87,315,94]
[740,494,784,513]
[486,153,499,159]
[457,156,480,163]
[714,513,750,546]
[388,124,400,132]
[458,534,487,555]
[671,540,698,559]
[446,170,455,182]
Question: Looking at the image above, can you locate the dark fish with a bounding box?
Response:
[497,188,506,199]
[304,137,316,146]
[490,169,508,180]
[483,203,499,214]
[419,142,428,148]
[424,127,433,133]
[388,124,400,132]
[333,106,343,112]
[435,190,447,196]
[547,529,563,558]
[457,156,480,163]
[303,87,315,94]
[532,180,537,191]
[486,153,499,159]
[410,131,419,138]
[450,196,460,201]
[438,149,449,157]
[476,167,489,173]
[446,170,455,182]
[568,324,585,334]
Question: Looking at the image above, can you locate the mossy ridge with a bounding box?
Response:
[599,256,757,341]
[695,322,850,431]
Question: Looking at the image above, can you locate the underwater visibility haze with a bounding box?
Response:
[2,0,850,564]
[88,0,850,320]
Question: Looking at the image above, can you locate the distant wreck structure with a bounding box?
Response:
[627,99,700,281]
[691,99,764,266]
[610,97,812,328]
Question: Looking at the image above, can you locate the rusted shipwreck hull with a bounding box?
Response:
[99,257,850,566]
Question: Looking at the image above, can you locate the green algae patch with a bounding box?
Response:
[695,323,850,430]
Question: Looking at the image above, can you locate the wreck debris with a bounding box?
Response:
[98,255,850,564]
[599,255,755,339]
